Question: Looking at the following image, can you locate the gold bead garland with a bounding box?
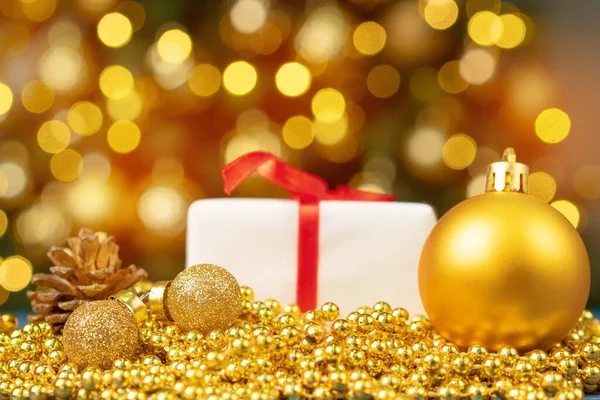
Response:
[0,288,599,399]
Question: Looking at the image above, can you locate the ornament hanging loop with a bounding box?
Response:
[485,147,529,194]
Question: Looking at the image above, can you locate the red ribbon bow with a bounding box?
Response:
[222,151,394,311]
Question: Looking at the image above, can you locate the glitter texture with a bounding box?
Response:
[63,300,140,369]
[166,264,242,334]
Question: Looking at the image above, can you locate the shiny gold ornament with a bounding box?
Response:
[165,264,242,334]
[419,148,590,351]
[62,291,147,369]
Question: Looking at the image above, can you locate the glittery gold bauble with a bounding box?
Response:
[166,264,242,334]
[418,149,590,352]
[63,300,141,369]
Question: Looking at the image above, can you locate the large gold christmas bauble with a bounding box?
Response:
[419,150,590,352]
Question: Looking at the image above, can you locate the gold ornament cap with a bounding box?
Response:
[109,290,149,325]
[148,280,173,321]
[485,148,529,194]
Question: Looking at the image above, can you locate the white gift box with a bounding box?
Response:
[186,198,437,316]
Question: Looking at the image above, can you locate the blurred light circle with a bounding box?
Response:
[314,115,349,146]
[0,162,28,199]
[467,174,487,198]
[438,61,469,94]
[407,127,445,168]
[224,129,281,165]
[157,29,192,64]
[275,62,311,97]
[39,46,84,92]
[138,186,187,236]
[311,88,345,123]
[116,1,146,32]
[97,12,133,48]
[0,141,29,166]
[0,210,6,238]
[67,180,114,223]
[22,0,57,22]
[459,48,496,85]
[574,165,600,200]
[317,135,359,164]
[21,80,54,114]
[99,65,134,99]
[528,171,556,203]
[0,287,8,306]
[236,109,269,131]
[106,91,143,121]
[551,200,580,229]
[535,108,570,144]
[37,120,71,154]
[442,134,477,170]
[188,64,221,97]
[424,0,459,30]
[107,120,141,154]
[496,14,526,49]
[0,82,13,116]
[48,20,82,48]
[223,61,258,96]
[230,0,268,34]
[0,256,32,292]
[51,149,82,182]
[295,5,346,63]
[367,65,401,99]
[353,21,387,56]
[468,11,503,46]
[282,116,315,150]
[81,152,111,183]
[15,203,69,247]
[68,102,103,135]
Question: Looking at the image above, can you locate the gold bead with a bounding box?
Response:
[81,367,102,391]
[240,286,254,301]
[467,382,487,400]
[494,378,513,397]
[263,299,281,314]
[467,344,488,364]
[21,323,41,340]
[29,384,49,400]
[47,350,67,369]
[411,340,431,358]
[439,342,459,361]
[482,355,503,379]
[541,371,564,394]
[304,323,326,344]
[44,337,62,353]
[0,313,17,333]
[142,355,162,366]
[279,326,300,346]
[347,312,360,325]
[53,378,74,399]
[527,349,548,370]
[356,314,375,334]
[320,302,340,322]
[580,342,600,363]
[448,376,468,392]
[11,386,29,400]
[345,349,366,368]
[437,385,459,400]
[557,358,578,377]
[367,359,384,376]
[550,348,571,361]
[514,360,535,382]
[376,312,395,334]
[408,371,429,388]
[498,345,519,366]
[583,365,600,385]
[328,370,348,392]
[451,354,473,376]
[275,315,296,330]
[206,330,227,349]
[368,339,387,359]
[405,385,427,400]
[283,304,301,316]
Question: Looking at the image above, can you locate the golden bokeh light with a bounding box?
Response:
[424,0,459,30]
[21,80,54,114]
[99,65,135,99]
[295,6,345,63]
[15,203,70,247]
[466,174,487,198]
[51,149,82,182]
[468,11,503,46]
[0,210,6,238]
[0,256,32,292]
[107,120,141,153]
[39,46,84,92]
[407,127,445,168]
[48,20,82,47]
[528,172,557,203]
[314,115,349,146]
[275,62,312,97]
[230,0,268,34]
[535,108,571,144]
[442,134,477,170]
[0,287,8,306]
[551,200,580,229]
[97,12,133,48]
[37,120,71,154]
[367,65,401,99]
[459,48,496,85]
[574,165,600,200]
[317,135,359,164]
[410,67,440,101]
[157,29,193,64]
[138,186,187,236]
[81,152,112,183]
[223,61,258,96]
[224,129,282,165]
[188,64,221,97]
[353,21,387,56]
[496,14,526,49]
[22,0,56,22]
[282,116,315,150]
[77,0,119,15]
[311,88,346,123]
[0,162,28,199]
[0,82,13,116]
[116,1,146,32]
[438,61,469,94]
[68,180,114,224]
[68,101,103,135]
[106,91,143,121]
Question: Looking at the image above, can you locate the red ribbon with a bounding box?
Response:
[222,151,394,311]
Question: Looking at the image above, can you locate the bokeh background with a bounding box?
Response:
[0,0,599,309]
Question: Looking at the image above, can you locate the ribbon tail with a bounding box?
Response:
[297,201,320,311]
[222,152,276,195]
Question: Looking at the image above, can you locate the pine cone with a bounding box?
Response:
[27,228,148,332]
